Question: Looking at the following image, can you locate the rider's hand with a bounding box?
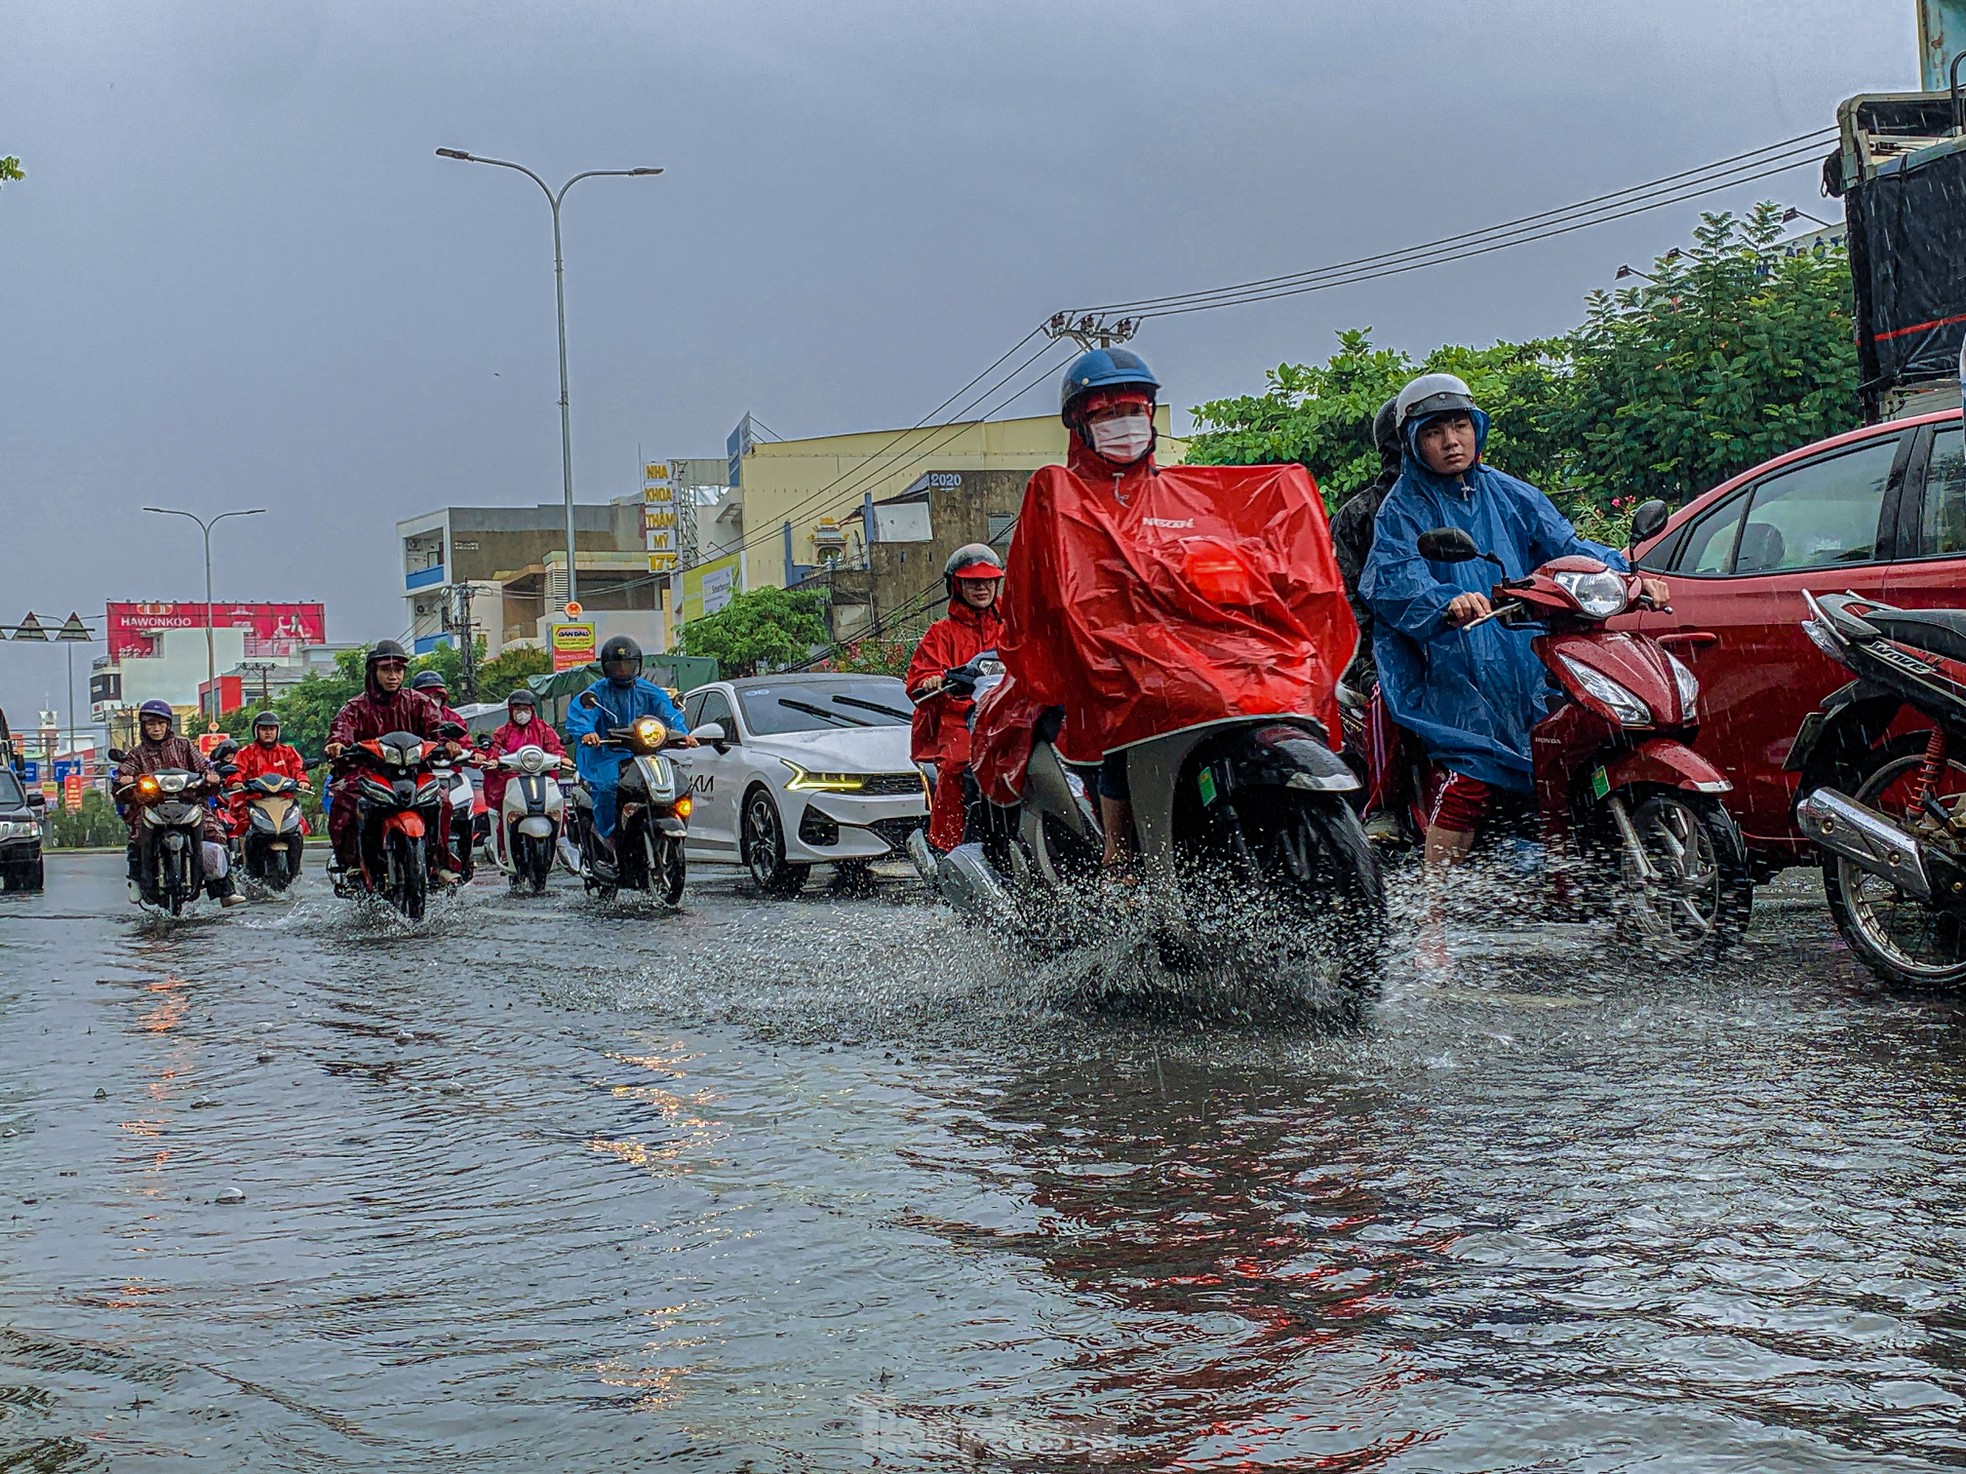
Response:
[324,742,346,758]
[1638,576,1672,610]
[298,780,314,791]
[916,675,945,697]
[678,734,700,748]
[444,741,463,757]
[1446,592,1493,626]
[580,732,600,747]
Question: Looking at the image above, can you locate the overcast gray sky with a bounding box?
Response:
[0,0,1913,722]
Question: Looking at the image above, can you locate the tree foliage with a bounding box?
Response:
[678,587,828,676]
[48,789,124,848]
[1186,206,1861,514]
[0,157,22,189]
[476,643,553,702]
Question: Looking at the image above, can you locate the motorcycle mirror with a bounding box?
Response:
[1417,527,1481,563]
[25,790,45,809]
[107,749,126,764]
[1628,498,1670,545]
[436,721,466,740]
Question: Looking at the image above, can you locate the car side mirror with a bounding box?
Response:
[693,722,727,747]
[1417,526,1480,563]
[1628,498,1670,545]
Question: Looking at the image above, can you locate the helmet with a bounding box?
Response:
[599,634,642,687]
[1372,395,1401,468]
[251,709,280,733]
[411,671,448,695]
[209,738,239,762]
[366,639,410,672]
[506,687,537,709]
[943,543,1006,597]
[1059,347,1160,425]
[1394,373,1479,432]
[137,699,175,725]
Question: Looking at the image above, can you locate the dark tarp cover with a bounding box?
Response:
[973,459,1355,802]
[1847,134,1966,403]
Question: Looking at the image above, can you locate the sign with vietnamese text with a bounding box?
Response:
[106,602,326,662]
[644,461,678,573]
[550,622,597,673]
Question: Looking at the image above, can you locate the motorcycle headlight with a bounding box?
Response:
[1557,654,1653,726]
[519,747,547,774]
[1664,650,1700,720]
[1552,569,1631,620]
[633,717,665,748]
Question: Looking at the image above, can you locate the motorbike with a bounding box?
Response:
[119,767,216,915]
[1410,527,1753,952]
[1787,590,1966,987]
[571,716,692,904]
[430,748,477,883]
[235,772,306,891]
[489,744,572,894]
[934,653,1388,997]
[331,725,463,920]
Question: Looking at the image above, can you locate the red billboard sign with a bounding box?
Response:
[106,602,325,661]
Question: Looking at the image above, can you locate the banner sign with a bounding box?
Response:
[106,602,326,661]
[644,462,679,573]
[550,622,597,673]
[680,552,745,625]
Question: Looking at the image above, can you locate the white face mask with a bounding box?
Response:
[512,709,532,726]
[1090,412,1153,464]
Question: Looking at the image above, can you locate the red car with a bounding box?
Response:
[1622,408,1966,873]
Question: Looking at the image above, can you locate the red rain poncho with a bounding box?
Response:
[973,446,1356,804]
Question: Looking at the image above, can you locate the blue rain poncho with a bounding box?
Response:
[564,676,690,838]
[1360,410,1625,793]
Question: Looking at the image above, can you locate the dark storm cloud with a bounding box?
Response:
[0,0,1912,714]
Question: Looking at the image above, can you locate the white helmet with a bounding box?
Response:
[1394,373,1479,432]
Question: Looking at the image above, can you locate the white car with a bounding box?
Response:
[675,674,928,895]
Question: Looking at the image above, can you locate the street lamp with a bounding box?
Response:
[142,506,266,725]
[1783,206,1835,229]
[1614,264,1655,283]
[436,148,663,613]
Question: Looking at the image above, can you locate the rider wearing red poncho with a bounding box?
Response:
[906,543,1006,852]
[979,347,1356,868]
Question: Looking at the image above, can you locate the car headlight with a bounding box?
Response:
[0,820,28,840]
[781,762,865,792]
[1552,569,1631,619]
[1557,654,1652,726]
[1664,650,1700,720]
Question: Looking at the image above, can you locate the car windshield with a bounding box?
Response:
[0,770,24,808]
[738,680,912,734]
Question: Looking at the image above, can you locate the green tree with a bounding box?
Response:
[219,647,366,757]
[48,789,124,848]
[679,587,827,676]
[0,157,22,189]
[1557,204,1859,507]
[476,643,552,702]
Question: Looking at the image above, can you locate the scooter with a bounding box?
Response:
[429,748,477,884]
[1787,590,1966,987]
[572,716,692,904]
[940,654,1388,996]
[331,726,462,920]
[119,768,216,915]
[489,744,572,894]
[1411,526,1753,952]
[235,773,306,891]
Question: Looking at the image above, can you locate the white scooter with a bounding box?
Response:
[490,745,571,893]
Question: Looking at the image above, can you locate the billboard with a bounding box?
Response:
[679,552,744,626]
[106,602,325,661]
[643,462,679,573]
[550,621,596,672]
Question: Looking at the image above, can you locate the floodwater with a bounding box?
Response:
[4,851,1966,1471]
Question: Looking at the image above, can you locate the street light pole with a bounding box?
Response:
[436,148,662,614]
[142,506,266,726]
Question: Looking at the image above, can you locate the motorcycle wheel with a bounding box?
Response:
[1822,735,1966,987]
[1248,793,1388,988]
[653,831,686,906]
[1608,791,1753,954]
[166,846,189,917]
[387,831,427,921]
[524,835,550,894]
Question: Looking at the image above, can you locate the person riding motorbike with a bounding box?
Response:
[907,543,1006,852]
[479,687,568,817]
[1360,372,1669,867]
[411,670,471,872]
[226,710,312,835]
[114,700,243,907]
[322,641,460,880]
[994,347,1354,872]
[565,635,695,863]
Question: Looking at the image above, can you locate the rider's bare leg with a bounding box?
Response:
[1423,825,1477,868]
[1100,796,1135,870]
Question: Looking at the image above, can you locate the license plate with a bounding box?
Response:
[1197,768,1218,806]
[1590,766,1610,800]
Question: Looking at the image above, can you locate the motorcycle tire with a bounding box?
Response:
[1822,733,1966,988]
[165,847,190,917]
[654,831,686,906]
[387,831,427,921]
[1269,793,1388,987]
[524,835,551,894]
[1608,791,1753,955]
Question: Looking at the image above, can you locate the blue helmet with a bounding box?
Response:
[138,699,174,724]
[1059,348,1160,424]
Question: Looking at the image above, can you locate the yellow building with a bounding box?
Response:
[731,409,1182,589]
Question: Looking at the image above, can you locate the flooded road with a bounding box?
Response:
[4,851,1966,1470]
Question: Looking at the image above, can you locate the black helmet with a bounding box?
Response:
[600,635,642,687]
[209,738,239,762]
[942,543,1006,598]
[506,687,537,709]
[365,639,411,695]
[1059,347,1160,425]
[251,709,280,734]
[1372,395,1400,469]
[411,671,449,695]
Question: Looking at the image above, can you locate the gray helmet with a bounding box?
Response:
[1394,373,1479,433]
[943,543,1005,598]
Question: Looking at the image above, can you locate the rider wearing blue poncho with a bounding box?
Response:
[1361,373,1666,866]
[565,635,693,847]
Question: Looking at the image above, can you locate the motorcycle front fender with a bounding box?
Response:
[653,816,688,837]
[382,811,426,840]
[516,816,555,838]
[162,830,188,851]
[1598,738,1733,797]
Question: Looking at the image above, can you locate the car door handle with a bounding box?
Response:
[1657,632,1718,652]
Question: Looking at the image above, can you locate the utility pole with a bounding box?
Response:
[442,583,489,702]
[1044,311,1140,351]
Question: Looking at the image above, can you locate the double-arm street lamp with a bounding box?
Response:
[142,506,265,725]
[436,148,663,613]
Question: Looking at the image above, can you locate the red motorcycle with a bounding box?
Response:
[331,727,461,920]
[1401,527,1753,952]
